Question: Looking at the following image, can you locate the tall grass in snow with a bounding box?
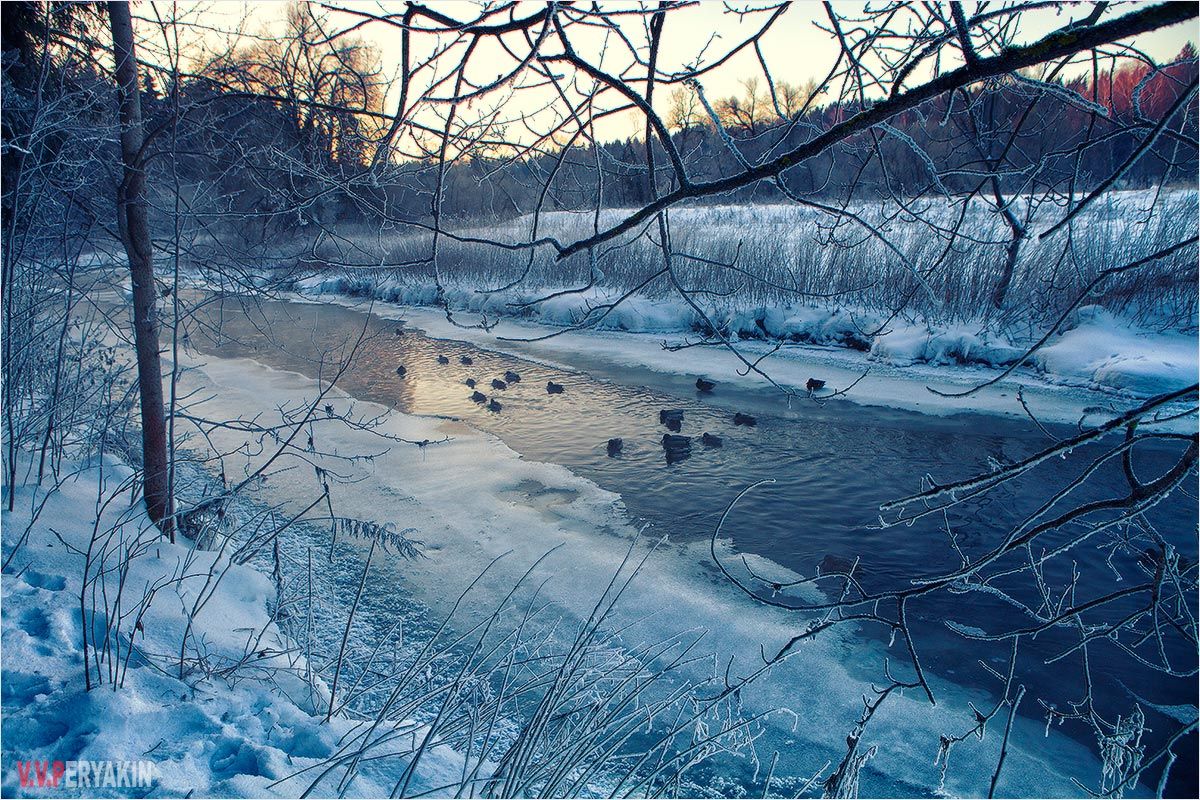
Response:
[292,191,1198,333]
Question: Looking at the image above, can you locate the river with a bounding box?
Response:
[180,292,1196,797]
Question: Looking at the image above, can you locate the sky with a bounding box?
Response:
[149,1,1198,150]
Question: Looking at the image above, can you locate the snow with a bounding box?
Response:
[1,454,463,797]
[293,292,1197,430]
[159,352,1110,794]
[1033,306,1198,396]
[868,323,1026,369]
[4,327,1181,796]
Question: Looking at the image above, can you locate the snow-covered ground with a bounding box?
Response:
[299,191,1197,329]
[2,345,1130,797]
[1,453,466,797]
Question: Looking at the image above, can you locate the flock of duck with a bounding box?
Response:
[609,376,825,464]
[392,326,828,465]
[611,391,762,464]
[393,340,562,416]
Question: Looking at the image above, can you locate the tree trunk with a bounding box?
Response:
[107,1,172,538]
[988,181,1025,311]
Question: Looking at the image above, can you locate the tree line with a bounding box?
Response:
[5,2,1195,245]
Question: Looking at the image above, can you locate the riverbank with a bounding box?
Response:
[1,451,471,797]
[10,276,1192,796]
[27,334,1132,794]
[292,289,1198,430]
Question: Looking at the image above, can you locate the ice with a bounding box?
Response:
[169,351,1105,795]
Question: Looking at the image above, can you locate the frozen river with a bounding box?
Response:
[179,293,1196,797]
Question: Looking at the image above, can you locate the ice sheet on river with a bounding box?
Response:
[159,352,1108,797]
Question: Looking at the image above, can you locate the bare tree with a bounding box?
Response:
[108,0,171,537]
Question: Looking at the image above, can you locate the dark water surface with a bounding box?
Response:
[187,294,1198,794]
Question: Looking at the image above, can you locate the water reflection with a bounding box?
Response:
[184,293,1197,792]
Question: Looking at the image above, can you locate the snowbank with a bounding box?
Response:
[295,277,1196,400]
[1033,306,1199,395]
[1,455,462,798]
[868,323,1026,368]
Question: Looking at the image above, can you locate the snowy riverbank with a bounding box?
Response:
[291,286,1198,429]
[1,452,468,797]
[3,346,1125,797]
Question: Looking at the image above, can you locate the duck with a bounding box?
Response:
[546,381,564,394]
[733,413,757,427]
[606,438,623,456]
[659,409,684,426]
[470,391,487,403]
[661,434,692,465]
[701,432,723,447]
[487,398,502,412]
[394,327,404,336]
[460,356,473,365]
[504,370,521,384]
[465,378,477,388]
[695,377,716,393]
[395,365,407,377]
[437,355,450,365]
[491,378,508,391]
[806,377,826,394]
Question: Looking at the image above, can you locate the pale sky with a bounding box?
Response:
[143,1,1198,150]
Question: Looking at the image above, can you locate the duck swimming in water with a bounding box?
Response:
[659,409,684,427]
[661,434,692,465]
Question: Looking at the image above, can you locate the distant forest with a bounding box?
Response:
[3,2,1196,245]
